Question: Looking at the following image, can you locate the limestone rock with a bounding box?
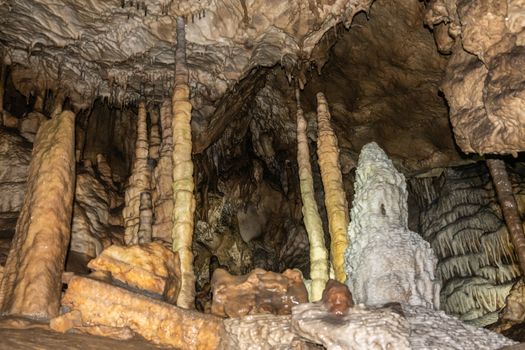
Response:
[0,110,76,320]
[87,243,181,303]
[0,128,31,233]
[61,276,224,350]
[19,112,48,142]
[321,279,354,315]
[211,268,308,318]
[500,279,525,324]
[292,302,516,350]
[345,142,440,309]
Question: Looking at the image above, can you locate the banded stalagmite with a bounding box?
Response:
[296,89,329,301]
[316,92,349,283]
[0,110,75,319]
[123,101,152,245]
[172,16,196,309]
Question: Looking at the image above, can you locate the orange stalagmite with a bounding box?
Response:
[316,92,349,283]
[0,110,75,319]
[172,16,196,309]
[296,89,329,301]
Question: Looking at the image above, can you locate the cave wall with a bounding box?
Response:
[409,162,525,326]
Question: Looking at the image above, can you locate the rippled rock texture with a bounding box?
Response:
[345,142,440,309]
[211,268,308,318]
[425,0,525,155]
[409,162,525,326]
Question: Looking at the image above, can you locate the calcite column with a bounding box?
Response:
[487,158,525,274]
[0,110,75,319]
[149,107,161,162]
[172,17,196,309]
[316,92,349,283]
[152,100,174,243]
[123,101,152,245]
[296,91,328,301]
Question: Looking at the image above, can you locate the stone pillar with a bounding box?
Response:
[316,92,349,283]
[0,110,76,320]
[123,101,152,245]
[149,107,161,162]
[296,90,328,301]
[172,16,196,309]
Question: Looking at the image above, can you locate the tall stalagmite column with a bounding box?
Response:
[0,62,6,120]
[296,90,329,301]
[172,16,196,309]
[0,110,75,319]
[123,101,152,245]
[152,100,174,243]
[316,92,349,283]
[487,159,525,274]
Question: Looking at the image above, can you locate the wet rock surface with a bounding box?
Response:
[211,268,308,318]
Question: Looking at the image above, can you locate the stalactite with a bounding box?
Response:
[316,92,349,283]
[295,89,328,301]
[0,110,75,320]
[123,101,152,245]
[487,158,525,275]
[149,106,161,161]
[172,16,196,309]
[152,100,174,243]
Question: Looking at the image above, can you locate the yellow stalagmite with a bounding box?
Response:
[316,92,349,283]
[296,90,329,301]
[172,16,196,309]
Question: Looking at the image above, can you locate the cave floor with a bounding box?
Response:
[0,318,165,350]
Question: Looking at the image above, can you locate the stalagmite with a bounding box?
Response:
[316,92,349,283]
[0,110,75,319]
[172,16,196,309]
[152,100,174,243]
[487,158,525,274]
[123,101,152,245]
[149,107,161,162]
[296,89,328,301]
[137,192,153,243]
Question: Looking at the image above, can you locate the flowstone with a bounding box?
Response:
[345,142,440,308]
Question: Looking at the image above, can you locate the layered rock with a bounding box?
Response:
[425,0,525,155]
[60,276,223,350]
[345,142,440,309]
[210,268,308,318]
[292,302,516,350]
[87,243,181,303]
[410,162,525,326]
[0,110,75,319]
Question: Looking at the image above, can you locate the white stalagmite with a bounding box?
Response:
[296,90,328,301]
[316,92,349,283]
[123,101,152,245]
[172,17,196,309]
[345,142,440,309]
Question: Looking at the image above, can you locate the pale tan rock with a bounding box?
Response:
[19,111,48,142]
[152,99,174,243]
[211,268,308,318]
[123,101,152,245]
[49,310,83,333]
[172,18,196,309]
[0,110,76,320]
[87,242,181,303]
[149,107,160,161]
[316,93,349,283]
[61,276,224,350]
[2,110,19,129]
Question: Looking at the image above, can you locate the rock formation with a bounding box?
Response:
[0,110,75,319]
[123,101,151,245]
[321,279,354,315]
[171,17,196,309]
[296,91,329,301]
[316,92,349,283]
[210,268,308,318]
[345,142,440,309]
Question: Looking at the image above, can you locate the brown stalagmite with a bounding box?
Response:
[123,101,152,245]
[316,92,349,283]
[149,107,161,161]
[487,158,525,274]
[296,89,329,301]
[152,100,174,243]
[0,110,75,319]
[172,16,196,309]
